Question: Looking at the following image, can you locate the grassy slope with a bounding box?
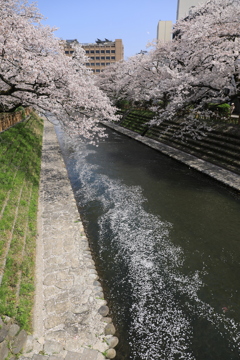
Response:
[0,113,43,332]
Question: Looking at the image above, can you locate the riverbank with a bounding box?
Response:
[22,119,117,360]
[102,121,240,192]
[0,113,43,332]
[0,117,118,360]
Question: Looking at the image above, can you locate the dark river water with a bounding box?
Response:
[56,125,240,360]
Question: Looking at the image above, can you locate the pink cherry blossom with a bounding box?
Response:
[0,0,118,141]
[97,0,240,137]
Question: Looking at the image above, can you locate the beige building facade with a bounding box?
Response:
[177,0,207,20]
[64,39,124,73]
[157,21,173,43]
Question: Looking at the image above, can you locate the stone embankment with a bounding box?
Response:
[102,120,240,192]
[0,312,118,360]
[115,111,240,176]
[0,119,118,360]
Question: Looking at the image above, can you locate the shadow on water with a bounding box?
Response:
[56,125,240,360]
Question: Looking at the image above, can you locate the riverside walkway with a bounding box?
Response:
[20,120,117,360]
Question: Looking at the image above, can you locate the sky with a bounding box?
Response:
[36,0,178,59]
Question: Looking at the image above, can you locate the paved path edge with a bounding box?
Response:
[20,118,118,360]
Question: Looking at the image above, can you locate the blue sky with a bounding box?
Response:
[36,0,178,59]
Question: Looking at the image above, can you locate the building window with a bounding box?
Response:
[106,63,110,65]
[86,63,90,66]
[65,51,69,54]
[91,50,94,53]
[96,63,100,66]
[106,56,110,60]
[106,50,110,53]
[90,57,94,60]
[101,63,105,66]
[111,56,115,60]
[85,50,89,54]
[96,50,99,53]
[91,63,95,66]
[96,56,100,60]
[111,50,115,53]
[101,56,105,60]
[70,51,74,54]
[96,69,100,73]
[101,50,105,53]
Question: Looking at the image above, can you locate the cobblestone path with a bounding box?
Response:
[20,120,117,360]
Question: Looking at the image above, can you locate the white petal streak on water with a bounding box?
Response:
[72,143,240,360]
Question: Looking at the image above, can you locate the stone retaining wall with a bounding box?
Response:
[102,121,240,192]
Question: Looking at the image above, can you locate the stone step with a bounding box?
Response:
[174,134,240,160]
[207,130,240,144]
[197,136,240,154]
[148,121,240,144]
[152,135,240,174]
[140,120,240,173]
[154,127,240,158]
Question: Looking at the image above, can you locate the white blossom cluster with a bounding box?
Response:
[0,0,118,141]
[97,0,240,137]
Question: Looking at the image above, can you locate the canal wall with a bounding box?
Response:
[147,120,240,176]
[101,121,240,192]
[115,112,240,176]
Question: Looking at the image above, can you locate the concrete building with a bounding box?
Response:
[157,21,173,43]
[176,0,207,20]
[64,39,124,74]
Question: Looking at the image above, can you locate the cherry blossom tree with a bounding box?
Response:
[153,0,240,126]
[98,0,240,136]
[97,46,173,112]
[0,0,118,140]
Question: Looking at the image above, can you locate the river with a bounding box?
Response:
[56,125,240,360]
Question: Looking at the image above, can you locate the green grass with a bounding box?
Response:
[0,112,43,332]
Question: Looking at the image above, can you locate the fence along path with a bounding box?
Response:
[0,107,32,133]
